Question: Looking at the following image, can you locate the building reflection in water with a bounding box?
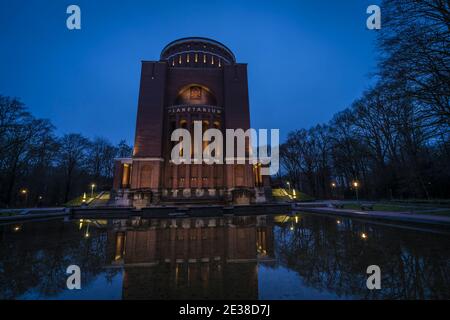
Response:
[1,213,449,300]
[106,215,274,300]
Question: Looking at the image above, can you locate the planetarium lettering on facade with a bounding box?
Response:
[168,105,222,115]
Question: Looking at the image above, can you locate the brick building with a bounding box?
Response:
[112,37,271,207]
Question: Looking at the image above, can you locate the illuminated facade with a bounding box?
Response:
[112,37,271,207]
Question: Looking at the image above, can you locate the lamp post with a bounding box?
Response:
[353,181,359,202]
[90,183,96,198]
[20,189,28,207]
[331,182,337,200]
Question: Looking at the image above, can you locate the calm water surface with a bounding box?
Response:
[0,213,449,300]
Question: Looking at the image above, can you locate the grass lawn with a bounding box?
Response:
[390,199,450,206]
[0,210,24,217]
[65,192,100,207]
[0,212,16,217]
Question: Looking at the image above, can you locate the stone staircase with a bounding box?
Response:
[88,191,111,207]
[160,195,226,206]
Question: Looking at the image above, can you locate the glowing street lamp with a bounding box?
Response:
[353,181,360,202]
[20,189,28,206]
[331,182,337,199]
[90,183,96,198]
[286,182,294,199]
[84,222,90,238]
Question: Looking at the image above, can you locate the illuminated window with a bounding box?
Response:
[195,53,198,63]
[178,55,182,64]
[211,56,214,65]
[187,54,190,63]
[218,59,221,67]
[203,54,207,63]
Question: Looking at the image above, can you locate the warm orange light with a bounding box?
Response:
[361,233,368,239]
[353,182,359,188]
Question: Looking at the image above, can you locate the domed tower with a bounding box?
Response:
[113,37,267,207]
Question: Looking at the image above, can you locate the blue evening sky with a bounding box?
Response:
[0,0,380,144]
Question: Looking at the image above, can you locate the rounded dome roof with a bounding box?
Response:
[160,37,236,64]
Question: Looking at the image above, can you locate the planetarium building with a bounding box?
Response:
[112,37,271,207]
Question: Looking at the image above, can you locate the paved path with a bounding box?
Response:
[295,206,450,226]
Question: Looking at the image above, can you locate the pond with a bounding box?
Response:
[0,213,449,300]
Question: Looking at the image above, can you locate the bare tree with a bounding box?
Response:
[379,0,450,130]
[57,134,90,203]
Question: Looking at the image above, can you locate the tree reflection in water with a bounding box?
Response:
[0,219,119,299]
[0,214,449,300]
[275,214,450,300]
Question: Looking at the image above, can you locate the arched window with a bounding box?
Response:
[174,85,217,106]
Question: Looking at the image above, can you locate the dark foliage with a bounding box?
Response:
[0,96,132,207]
[280,0,450,200]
